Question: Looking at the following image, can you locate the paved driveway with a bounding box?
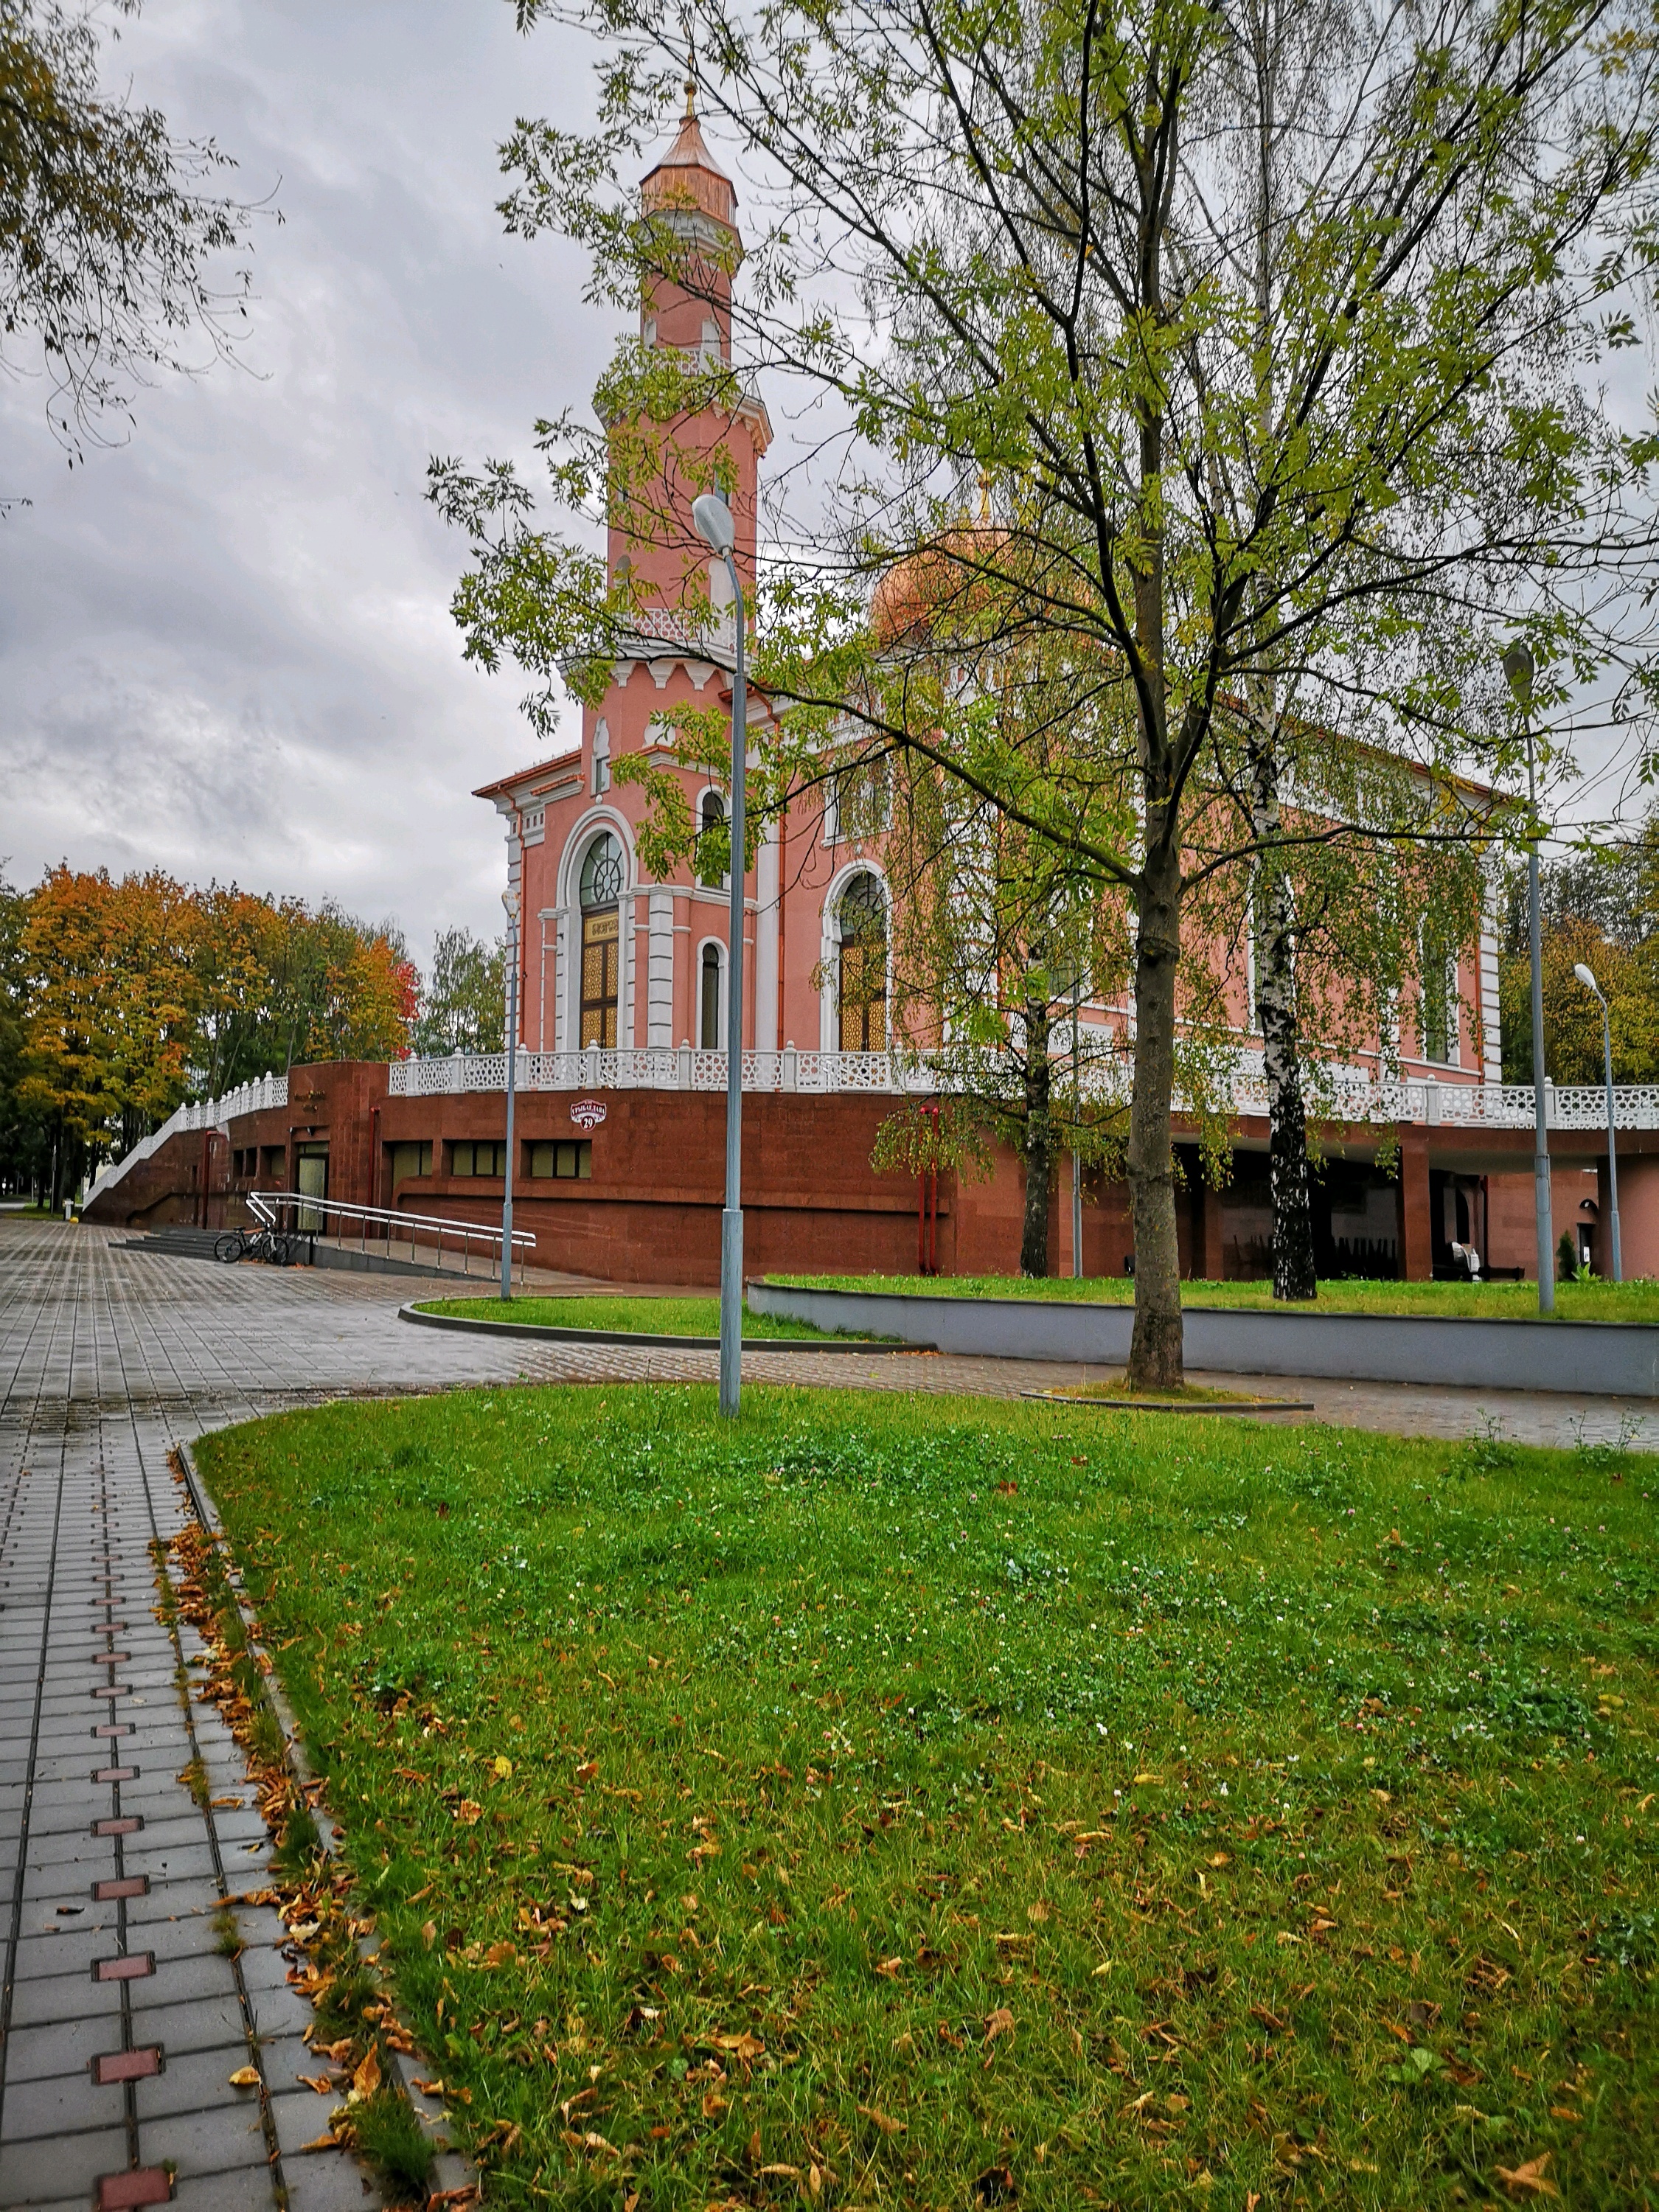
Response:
[1,1217,1652,2211]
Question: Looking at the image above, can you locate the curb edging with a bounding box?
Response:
[397,1298,926,1354]
[175,1439,478,2208]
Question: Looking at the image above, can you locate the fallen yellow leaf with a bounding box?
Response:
[1495,2154,1560,2200]
[984,2006,1015,2043]
[351,2046,382,2101]
[858,2104,905,2135]
[227,2064,261,2087]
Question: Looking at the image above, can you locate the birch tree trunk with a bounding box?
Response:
[1019,999,1054,1276]
[1249,737,1318,1299]
[1243,0,1320,1304]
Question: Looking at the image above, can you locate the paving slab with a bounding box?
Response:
[0,1223,392,2208]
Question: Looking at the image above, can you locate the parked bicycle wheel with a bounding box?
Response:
[213,1231,247,1264]
[269,1235,296,1266]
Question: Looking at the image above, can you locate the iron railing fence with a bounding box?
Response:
[247,1190,535,1284]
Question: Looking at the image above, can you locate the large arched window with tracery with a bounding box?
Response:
[837,873,888,1051]
[579,832,624,1047]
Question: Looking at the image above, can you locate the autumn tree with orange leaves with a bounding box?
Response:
[0,867,416,1206]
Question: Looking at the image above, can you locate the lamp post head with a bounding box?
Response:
[502,888,521,923]
[691,491,737,556]
[1573,961,1601,998]
[1502,641,1536,706]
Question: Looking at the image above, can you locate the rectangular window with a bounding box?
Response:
[528,1141,592,1180]
[260,1146,285,1178]
[1420,929,1457,1066]
[451,1141,509,1178]
[388,1141,432,1186]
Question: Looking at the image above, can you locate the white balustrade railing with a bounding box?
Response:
[86,1073,289,1203]
[386,1046,925,1097]
[384,1048,1659,1132]
[80,1054,1659,1215]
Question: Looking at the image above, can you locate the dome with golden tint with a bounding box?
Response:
[641,81,738,232]
[869,519,1011,652]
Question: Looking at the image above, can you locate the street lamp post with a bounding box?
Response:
[691,492,746,1417]
[1573,960,1622,1281]
[1503,643,1554,1313]
[501,886,520,1301]
[1071,973,1084,1281]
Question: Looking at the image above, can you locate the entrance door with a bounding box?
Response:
[296,1151,328,1232]
[580,908,619,1047]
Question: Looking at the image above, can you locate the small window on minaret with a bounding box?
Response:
[593,717,611,796]
[701,316,721,358]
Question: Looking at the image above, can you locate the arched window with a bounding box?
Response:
[696,790,727,887]
[838,873,887,1051]
[700,942,723,1048]
[579,832,624,1048]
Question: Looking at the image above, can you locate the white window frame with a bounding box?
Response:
[696,936,727,1050]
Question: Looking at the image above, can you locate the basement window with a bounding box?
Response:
[451,1141,509,1178]
[528,1141,592,1180]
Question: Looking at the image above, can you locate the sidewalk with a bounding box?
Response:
[0,1227,400,2211]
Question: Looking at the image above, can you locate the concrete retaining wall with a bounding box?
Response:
[746,1280,1659,1397]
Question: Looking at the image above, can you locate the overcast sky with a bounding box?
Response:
[0,0,612,967]
[2,3,1652,975]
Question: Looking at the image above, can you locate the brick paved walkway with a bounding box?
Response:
[2,1217,1653,2212]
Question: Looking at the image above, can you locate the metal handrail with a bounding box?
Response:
[248,1191,535,1285]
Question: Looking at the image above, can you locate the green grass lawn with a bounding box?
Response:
[784,1272,1659,1323]
[414,1295,861,1341]
[195,1388,1659,2209]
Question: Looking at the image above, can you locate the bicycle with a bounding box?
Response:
[213,1224,295,1266]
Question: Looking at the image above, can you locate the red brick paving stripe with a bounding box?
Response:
[88,1652,131,1664]
[91,2045,162,2084]
[94,1952,155,1981]
[93,1815,142,1836]
[94,1722,133,1738]
[93,1764,137,1783]
[94,1875,147,1900]
[88,1686,129,1700]
[97,2170,172,2209]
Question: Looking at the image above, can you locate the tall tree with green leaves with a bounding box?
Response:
[1,0,256,469]
[413,925,508,1057]
[441,0,1657,1382]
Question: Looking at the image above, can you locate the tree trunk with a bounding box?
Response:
[1249,742,1318,1300]
[1020,1001,1053,1277]
[1127,830,1184,1388]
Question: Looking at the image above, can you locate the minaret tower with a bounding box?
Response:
[620,81,771,625]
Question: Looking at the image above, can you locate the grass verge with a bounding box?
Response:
[779,1273,1659,1324]
[194,1385,1659,2208]
[414,1295,870,1342]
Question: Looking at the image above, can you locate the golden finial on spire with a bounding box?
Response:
[978,467,992,524]
[685,76,698,116]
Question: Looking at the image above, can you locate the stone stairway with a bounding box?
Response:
[116,1225,225,1261]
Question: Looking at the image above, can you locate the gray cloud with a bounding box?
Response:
[0,0,611,966]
